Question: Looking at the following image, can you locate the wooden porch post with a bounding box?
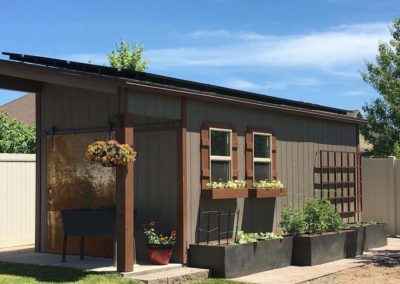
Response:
[116,126,135,272]
[177,97,188,263]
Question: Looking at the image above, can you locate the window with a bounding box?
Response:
[253,132,272,181]
[210,128,232,182]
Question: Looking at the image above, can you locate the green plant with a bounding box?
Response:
[253,179,284,189]
[108,41,148,72]
[86,140,136,167]
[236,231,283,244]
[206,180,246,189]
[303,199,344,234]
[280,207,305,235]
[143,222,176,246]
[0,112,35,153]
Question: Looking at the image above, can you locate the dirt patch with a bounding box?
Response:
[329,265,400,284]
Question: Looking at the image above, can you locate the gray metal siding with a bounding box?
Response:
[186,100,357,244]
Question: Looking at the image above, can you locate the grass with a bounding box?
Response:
[0,262,239,284]
[0,262,137,283]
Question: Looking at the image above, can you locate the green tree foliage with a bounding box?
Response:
[361,18,400,157]
[108,41,148,72]
[0,112,35,153]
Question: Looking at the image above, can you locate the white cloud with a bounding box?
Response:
[222,77,322,92]
[146,22,390,69]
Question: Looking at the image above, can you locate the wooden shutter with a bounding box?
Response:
[245,131,254,188]
[271,135,278,179]
[232,131,238,179]
[200,124,210,189]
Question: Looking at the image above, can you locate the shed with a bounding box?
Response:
[0,52,364,272]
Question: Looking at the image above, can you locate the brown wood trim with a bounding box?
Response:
[232,132,238,179]
[35,90,43,252]
[329,196,355,203]
[248,188,287,198]
[116,126,135,272]
[271,136,277,179]
[340,211,355,218]
[201,189,248,199]
[245,132,253,188]
[177,97,188,263]
[314,182,356,189]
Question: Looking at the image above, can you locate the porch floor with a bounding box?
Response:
[0,247,182,275]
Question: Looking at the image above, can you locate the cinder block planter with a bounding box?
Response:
[292,231,352,266]
[364,223,387,250]
[188,236,293,278]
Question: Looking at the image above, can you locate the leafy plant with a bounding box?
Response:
[0,112,35,153]
[303,199,344,234]
[361,18,400,157]
[280,207,305,235]
[86,140,136,167]
[253,179,284,189]
[108,41,148,72]
[206,180,246,189]
[236,231,283,244]
[143,222,176,246]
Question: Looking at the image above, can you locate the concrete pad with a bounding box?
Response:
[0,249,181,274]
[230,237,400,284]
[130,267,209,284]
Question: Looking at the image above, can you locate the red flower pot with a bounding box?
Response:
[147,245,173,265]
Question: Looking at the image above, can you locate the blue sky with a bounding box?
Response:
[0,1,399,110]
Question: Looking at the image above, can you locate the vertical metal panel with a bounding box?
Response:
[0,154,36,249]
[186,100,358,244]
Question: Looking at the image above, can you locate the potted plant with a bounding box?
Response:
[203,179,248,199]
[144,222,177,265]
[189,230,293,278]
[85,140,136,167]
[249,179,287,198]
[281,199,355,266]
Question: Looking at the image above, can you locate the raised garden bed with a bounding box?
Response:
[345,227,364,258]
[189,236,293,278]
[364,223,387,250]
[201,188,248,199]
[292,230,352,266]
[248,188,287,198]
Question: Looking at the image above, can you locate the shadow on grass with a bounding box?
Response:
[0,262,128,283]
[358,249,400,268]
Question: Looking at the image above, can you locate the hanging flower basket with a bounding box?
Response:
[85,140,136,167]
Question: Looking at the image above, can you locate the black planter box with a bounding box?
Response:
[188,236,293,278]
[345,227,364,258]
[292,231,351,266]
[364,223,387,250]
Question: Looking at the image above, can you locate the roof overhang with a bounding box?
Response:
[0,59,366,125]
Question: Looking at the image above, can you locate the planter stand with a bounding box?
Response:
[189,237,293,278]
[201,189,248,199]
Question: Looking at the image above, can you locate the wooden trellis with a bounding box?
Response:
[313,150,362,223]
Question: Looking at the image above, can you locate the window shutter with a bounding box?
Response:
[271,135,278,179]
[201,124,210,189]
[245,131,253,187]
[232,131,238,179]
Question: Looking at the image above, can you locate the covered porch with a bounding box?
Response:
[0,54,188,273]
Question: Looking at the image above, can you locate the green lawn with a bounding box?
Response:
[0,262,136,284]
[0,262,237,284]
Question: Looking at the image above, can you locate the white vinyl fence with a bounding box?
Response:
[362,157,400,235]
[0,154,35,249]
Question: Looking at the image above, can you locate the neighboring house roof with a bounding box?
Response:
[3,52,352,115]
[0,93,35,125]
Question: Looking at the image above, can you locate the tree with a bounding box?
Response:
[108,41,148,72]
[0,112,35,153]
[361,18,400,157]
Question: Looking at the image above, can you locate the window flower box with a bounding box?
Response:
[202,180,248,199]
[248,188,287,198]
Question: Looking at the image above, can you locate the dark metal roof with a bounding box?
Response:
[2,52,350,115]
